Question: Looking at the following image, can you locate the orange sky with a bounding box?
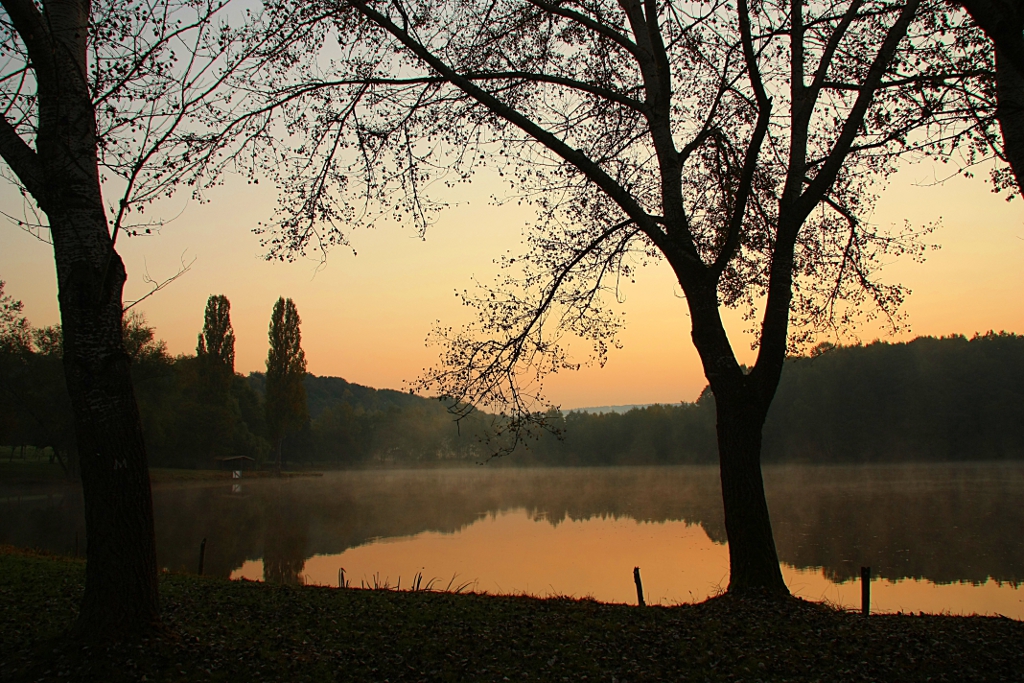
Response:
[1,162,1022,409]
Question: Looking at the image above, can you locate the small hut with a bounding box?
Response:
[215,455,256,472]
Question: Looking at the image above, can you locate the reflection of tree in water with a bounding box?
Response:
[764,464,1024,585]
[261,486,309,585]
[2,464,1023,587]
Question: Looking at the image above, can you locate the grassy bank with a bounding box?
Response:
[1,547,1021,682]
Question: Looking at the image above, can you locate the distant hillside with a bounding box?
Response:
[569,404,653,415]
[246,372,432,420]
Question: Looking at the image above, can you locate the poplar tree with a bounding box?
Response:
[197,295,236,374]
[265,297,307,470]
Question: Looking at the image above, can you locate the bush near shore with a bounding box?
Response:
[1,546,1022,682]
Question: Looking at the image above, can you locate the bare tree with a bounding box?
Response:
[246,0,1000,594]
[0,0,298,637]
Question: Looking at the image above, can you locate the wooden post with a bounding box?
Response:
[338,567,346,588]
[860,566,870,616]
[633,566,645,607]
[198,537,207,576]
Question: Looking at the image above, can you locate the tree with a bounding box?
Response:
[0,284,76,476]
[196,294,237,401]
[951,0,1024,193]
[251,0,998,594]
[0,0,296,637]
[197,295,236,374]
[0,280,31,448]
[265,297,308,470]
[0,280,31,354]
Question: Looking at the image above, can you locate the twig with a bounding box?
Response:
[123,251,196,312]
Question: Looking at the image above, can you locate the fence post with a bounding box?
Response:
[198,537,207,576]
[860,566,871,616]
[633,566,645,607]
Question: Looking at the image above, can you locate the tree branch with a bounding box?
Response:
[525,0,641,58]
[122,253,196,312]
[0,114,44,202]
[347,1,663,243]
[711,0,773,280]
[797,0,923,220]
[808,0,866,97]
[0,0,54,84]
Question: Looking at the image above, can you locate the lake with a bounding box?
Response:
[2,463,1022,617]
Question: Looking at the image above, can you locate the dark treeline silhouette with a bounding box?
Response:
[1,301,486,470]
[1,289,482,470]
[761,333,1024,462]
[4,295,1022,470]
[526,332,1024,466]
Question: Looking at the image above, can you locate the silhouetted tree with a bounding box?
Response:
[0,281,30,447]
[194,294,237,410]
[0,0,297,637]
[266,297,308,470]
[0,281,31,354]
[31,325,62,358]
[197,295,236,374]
[123,311,169,364]
[951,0,1024,193]
[0,284,75,476]
[252,0,1001,594]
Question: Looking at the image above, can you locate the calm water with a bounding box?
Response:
[2,464,1022,617]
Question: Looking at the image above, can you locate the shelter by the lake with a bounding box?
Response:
[215,456,256,471]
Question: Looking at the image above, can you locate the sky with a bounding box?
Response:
[1,162,1022,410]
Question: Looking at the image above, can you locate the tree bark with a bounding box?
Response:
[0,0,160,638]
[58,237,161,637]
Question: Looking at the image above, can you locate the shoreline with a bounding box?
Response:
[1,546,1021,682]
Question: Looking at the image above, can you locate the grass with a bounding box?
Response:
[1,547,1022,682]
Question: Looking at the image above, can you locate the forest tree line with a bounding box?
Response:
[3,282,1022,470]
[0,284,490,472]
[527,332,1024,465]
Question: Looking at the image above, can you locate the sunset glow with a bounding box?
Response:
[1,162,1021,408]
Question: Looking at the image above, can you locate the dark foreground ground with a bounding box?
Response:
[1,547,1022,682]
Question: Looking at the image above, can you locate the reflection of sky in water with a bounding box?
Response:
[231,507,1024,619]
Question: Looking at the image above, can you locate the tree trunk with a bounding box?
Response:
[714,391,788,595]
[996,47,1024,195]
[0,0,162,638]
[686,287,789,596]
[55,238,160,637]
[953,0,1024,195]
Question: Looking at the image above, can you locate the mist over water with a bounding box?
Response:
[2,464,1022,615]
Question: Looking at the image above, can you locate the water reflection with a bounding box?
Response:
[1,464,1021,615]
